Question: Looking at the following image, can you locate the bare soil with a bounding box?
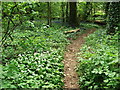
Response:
[63,28,96,89]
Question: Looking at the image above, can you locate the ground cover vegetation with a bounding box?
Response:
[77,29,120,89]
[0,1,119,89]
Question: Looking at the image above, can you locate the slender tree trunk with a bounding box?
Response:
[66,2,69,23]
[47,2,51,26]
[84,2,90,21]
[104,2,110,21]
[69,2,79,28]
[61,2,65,24]
[93,3,96,21]
[84,2,92,21]
[90,3,93,21]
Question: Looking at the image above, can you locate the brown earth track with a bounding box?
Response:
[63,28,96,90]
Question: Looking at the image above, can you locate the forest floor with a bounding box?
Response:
[63,28,96,89]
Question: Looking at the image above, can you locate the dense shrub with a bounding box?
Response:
[77,29,120,89]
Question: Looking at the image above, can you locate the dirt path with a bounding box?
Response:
[63,28,96,89]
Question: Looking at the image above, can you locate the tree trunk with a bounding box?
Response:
[104,2,110,23]
[69,2,79,28]
[66,2,69,23]
[93,3,96,21]
[84,2,91,21]
[47,2,51,26]
[105,2,110,19]
[61,2,65,24]
[107,2,120,35]
[90,3,93,21]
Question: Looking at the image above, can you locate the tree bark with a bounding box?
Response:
[107,2,120,35]
[93,3,96,21]
[61,2,65,24]
[84,2,91,21]
[69,2,79,28]
[66,2,69,23]
[47,2,51,26]
[105,2,110,19]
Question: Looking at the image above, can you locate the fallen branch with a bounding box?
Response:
[94,20,106,25]
[64,29,80,34]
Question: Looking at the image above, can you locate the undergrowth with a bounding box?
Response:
[1,23,69,89]
[77,29,120,89]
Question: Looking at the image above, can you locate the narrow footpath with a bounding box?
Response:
[63,28,96,89]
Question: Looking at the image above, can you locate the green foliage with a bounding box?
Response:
[80,23,100,29]
[2,24,68,60]
[77,29,120,89]
[1,23,68,88]
[1,2,69,88]
[2,2,117,89]
[107,2,120,34]
[1,51,64,88]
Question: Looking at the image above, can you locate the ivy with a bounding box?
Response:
[107,2,120,34]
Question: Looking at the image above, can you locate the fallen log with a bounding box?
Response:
[85,20,106,25]
[94,20,106,25]
[64,29,80,34]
